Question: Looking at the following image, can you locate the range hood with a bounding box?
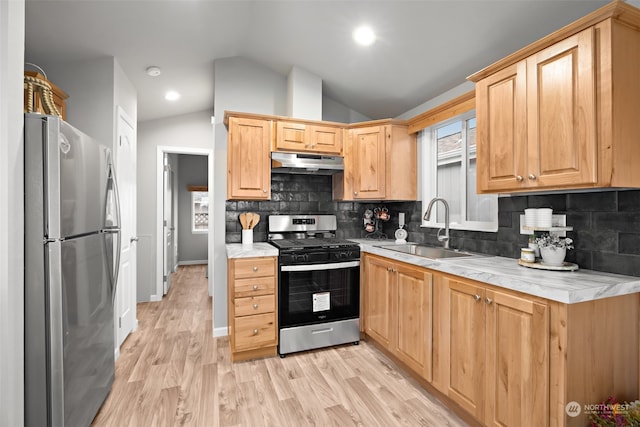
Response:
[271,152,344,175]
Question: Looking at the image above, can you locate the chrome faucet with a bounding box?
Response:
[423,197,450,249]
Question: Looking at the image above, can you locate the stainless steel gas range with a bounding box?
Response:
[268,215,360,357]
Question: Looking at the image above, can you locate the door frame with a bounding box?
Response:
[155,146,214,300]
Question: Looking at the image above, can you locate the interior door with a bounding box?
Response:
[115,107,137,350]
[163,154,173,294]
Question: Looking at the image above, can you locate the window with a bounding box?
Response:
[421,110,498,232]
[191,191,208,233]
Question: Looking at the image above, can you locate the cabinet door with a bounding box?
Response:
[352,126,386,199]
[394,263,432,381]
[308,124,343,154]
[275,121,307,152]
[485,289,549,427]
[445,278,486,420]
[476,61,527,192]
[364,256,393,348]
[527,27,597,188]
[227,117,271,200]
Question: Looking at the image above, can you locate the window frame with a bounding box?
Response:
[421,110,499,233]
[191,191,209,234]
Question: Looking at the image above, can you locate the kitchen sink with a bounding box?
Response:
[374,243,477,259]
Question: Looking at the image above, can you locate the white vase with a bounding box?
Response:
[540,246,566,266]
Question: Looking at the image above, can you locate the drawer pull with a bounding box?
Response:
[252,285,259,291]
[253,304,259,309]
[253,328,259,335]
[253,266,258,272]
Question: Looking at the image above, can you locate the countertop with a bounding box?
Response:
[225,239,640,304]
[352,239,640,304]
[225,242,278,258]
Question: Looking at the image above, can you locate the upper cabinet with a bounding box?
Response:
[226,114,272,200]
[469,2,640,193]
[333,121,417,201]
[275,120,343,155]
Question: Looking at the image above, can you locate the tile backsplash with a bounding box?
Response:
[225,174,640,277]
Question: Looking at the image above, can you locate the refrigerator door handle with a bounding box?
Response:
[106,159,122,301]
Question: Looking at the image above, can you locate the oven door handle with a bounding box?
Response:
[281,260,360,272]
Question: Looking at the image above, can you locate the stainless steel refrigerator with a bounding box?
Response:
[24,113,121,427]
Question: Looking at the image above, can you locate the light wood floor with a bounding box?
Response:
[92,265,468,427]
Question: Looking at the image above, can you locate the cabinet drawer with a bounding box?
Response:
[235,294,275,317]
[234,276,275,297]
[234,313,276,350]
[233,257,276,279]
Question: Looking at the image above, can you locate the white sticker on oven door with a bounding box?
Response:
[313,292,330,312]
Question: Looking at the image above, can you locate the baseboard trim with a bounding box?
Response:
[178,260,208,266]
[213,326,228,337]
[149,294,162,302]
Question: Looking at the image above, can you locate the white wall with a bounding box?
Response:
[287,66,322,120]
[213,56,287,335]
[322,95,371,123]
[0,1,25,425]
[396,80,475,120]
[137,110,214,302]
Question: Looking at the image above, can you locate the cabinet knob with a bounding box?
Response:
[253,266,258,272]
[253,304,258,309]
[312,144,316,148]
[305,144,310,148]
[354,191,358,196]
[516,175,523,182]
[528,174,537,180]
[253,284,259,291]
[253,328,259,335]
[473,294,481,302]
[263,189,267,193]
[486,297,493,305]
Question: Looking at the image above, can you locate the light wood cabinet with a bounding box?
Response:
[275,120,343,155]
[226,115,272,200]
[470,3,640,193]
[24,71,68,120]
[363,254,432,381]
[227,256,277,362]
[432,274,549,426]
[333,122,417,201]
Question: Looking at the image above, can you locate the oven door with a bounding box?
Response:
[279,260,360,328]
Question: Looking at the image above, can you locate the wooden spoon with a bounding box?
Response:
[246,212,254,229]
[251,213,260,229]
[239,213,247,230]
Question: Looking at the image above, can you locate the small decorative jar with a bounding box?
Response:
[520,248,536,262]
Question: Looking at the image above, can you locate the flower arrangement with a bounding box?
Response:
[534,233,574,251]
[588,396,640,426]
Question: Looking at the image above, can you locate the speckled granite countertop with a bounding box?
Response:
[352,239,640,304]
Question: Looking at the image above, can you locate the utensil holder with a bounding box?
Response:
[242,229,253,247]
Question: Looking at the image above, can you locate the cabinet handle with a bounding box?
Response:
[473,294,481,302]
[253,266,258,272]
[253,328,259,335]
[486,297,493,305]
[528,174,537,180]
[253,284,259,291]
[253,304,258,309]
[516,175,523,182]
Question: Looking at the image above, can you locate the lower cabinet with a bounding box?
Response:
[227,256,278,362]
[363,254,432,381]
[433,275,549,426]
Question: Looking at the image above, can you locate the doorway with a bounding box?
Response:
[155,146,214,299]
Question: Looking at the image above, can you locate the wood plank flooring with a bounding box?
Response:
[92,265,468,427]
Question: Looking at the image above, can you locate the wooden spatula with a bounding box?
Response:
[239,213,247,230]
[251,213,260,229]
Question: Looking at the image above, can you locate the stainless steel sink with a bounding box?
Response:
[375,243,477,259]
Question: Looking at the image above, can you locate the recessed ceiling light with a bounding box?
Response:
[353,26,376,46]
[146,66,161,77]
[165,91,180,101]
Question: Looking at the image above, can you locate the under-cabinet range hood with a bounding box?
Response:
[271,152,344,175]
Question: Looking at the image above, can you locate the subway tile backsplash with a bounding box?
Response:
[225,174,640,277]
